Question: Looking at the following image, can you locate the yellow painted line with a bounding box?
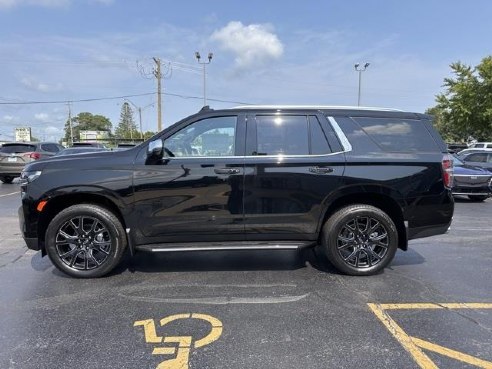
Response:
[134,319,163,343]
[192,313,223,348]
[367,303,438,369]
[411,336,492,368]
[379,303,492,310]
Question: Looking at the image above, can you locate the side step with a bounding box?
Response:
[135,241,316,253]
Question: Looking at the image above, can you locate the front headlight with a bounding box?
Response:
[20,170,42,183]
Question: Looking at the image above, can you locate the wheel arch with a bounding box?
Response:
[37,192,127,253]
[317,190,407,251]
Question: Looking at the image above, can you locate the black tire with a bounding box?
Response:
[0,176,14,184]
[321,204,398,276]
[45,204,127,278]
[468,195,488,202]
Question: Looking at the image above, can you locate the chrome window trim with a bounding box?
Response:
[327,116,352,152]
[163,151,346,160]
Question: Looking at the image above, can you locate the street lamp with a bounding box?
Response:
[124,99,155,140]
[354,62,370,107]
[195,51,213,106]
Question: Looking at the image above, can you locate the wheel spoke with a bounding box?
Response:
[59,247,79,259]
[69,250,83,267]
[370,233,387,241]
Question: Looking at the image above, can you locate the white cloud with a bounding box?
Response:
[34,112,50,122]
[21,77,64,93]
[211,21,284,69]
[2,114,16,122]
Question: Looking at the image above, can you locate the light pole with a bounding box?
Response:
[124,99,154,140]
[195,51,213,106]
[354,62,370,106]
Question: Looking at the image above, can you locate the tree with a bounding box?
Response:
[427,56,492,142]
[64,112,112,143]
[115,102,139,139]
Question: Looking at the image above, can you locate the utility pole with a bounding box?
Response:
[153,57,162,132]
[354,62,370,106]
[195,51,213,106]
[67,102,73,146]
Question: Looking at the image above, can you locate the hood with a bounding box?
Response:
[454,163,491,175]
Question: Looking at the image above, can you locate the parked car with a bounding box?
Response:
[54,147,108,157]
[457,148,492,157]
[452,155,492,201]
[460,151,492,172]
[18,105,454,278]
[468,142,492,149]
[0,142,64,183]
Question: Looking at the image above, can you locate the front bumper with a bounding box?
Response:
[18,205,41,250]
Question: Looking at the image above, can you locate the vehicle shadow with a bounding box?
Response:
[116,247,320,275]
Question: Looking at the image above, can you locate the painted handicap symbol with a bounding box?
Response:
[134,313,223,369]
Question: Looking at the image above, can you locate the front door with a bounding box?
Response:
[132,114,246,244]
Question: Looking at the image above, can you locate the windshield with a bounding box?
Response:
[0,144,36,153]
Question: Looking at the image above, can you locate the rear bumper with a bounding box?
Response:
[407,222,451,240]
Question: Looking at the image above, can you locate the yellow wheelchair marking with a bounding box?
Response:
[134,314,223,369]
[368,303,492,369]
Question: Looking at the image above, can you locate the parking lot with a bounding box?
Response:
[0,182,491,369]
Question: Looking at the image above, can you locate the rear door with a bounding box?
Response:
[243,112,345,241]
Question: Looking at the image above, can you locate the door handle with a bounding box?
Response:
[214,168,240,175]
[308,166,334,174]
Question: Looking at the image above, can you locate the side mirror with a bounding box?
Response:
[147,139,163,157]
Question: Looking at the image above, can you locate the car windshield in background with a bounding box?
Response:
[0,144,36,153]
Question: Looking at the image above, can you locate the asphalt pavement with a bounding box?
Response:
[0,182,491,369]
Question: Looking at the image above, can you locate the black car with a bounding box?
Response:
[18,106,454,278]
[452,155,492,201]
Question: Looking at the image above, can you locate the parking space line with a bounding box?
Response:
[411,337,492,369]
[379,303,492,310]
[0,191,18,198]
[368,303,492,369]
[367,303,437,369]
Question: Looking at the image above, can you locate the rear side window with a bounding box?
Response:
[41,143,61,152]
[256,115,309,155]
[309,116,332,155]
[465,153,488,163]
[0,144,36,153]
[352,117,440,152]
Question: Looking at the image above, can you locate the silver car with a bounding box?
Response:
[0,142,64,183]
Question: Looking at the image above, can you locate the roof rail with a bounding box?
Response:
[229,105,402,112]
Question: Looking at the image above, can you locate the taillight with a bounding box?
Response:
[442,154,453,188]
[23,152,41,160]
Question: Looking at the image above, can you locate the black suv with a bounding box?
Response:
[18,106,454,278]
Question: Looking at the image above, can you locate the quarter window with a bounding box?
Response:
[164,116,237,157]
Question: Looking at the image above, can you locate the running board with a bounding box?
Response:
[135,241,315,253]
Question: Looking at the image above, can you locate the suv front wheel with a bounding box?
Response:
[45,204,127,278]
[321,204,398,276]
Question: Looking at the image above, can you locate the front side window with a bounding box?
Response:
[256,115,309,155]
[164,116,237,157]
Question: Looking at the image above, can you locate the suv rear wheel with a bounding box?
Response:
[45,204,127,278]
[321,204,398,276]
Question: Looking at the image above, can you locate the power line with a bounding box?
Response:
[0,91,254,106]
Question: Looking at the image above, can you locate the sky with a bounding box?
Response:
[0,0,491,142]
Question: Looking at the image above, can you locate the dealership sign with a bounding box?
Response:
[15,127,31,142]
